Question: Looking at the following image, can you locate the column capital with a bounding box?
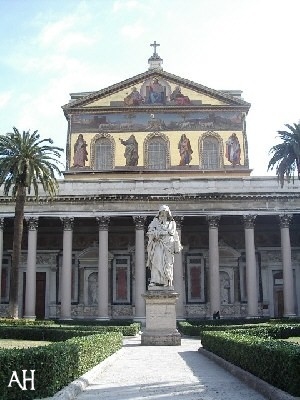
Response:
[173,216,184,229]
[279,214,292,228]
[0,218,4,230]
[26,217,39,231]
[133,216,146,230]
[243,214,257,229]
[96,216,110,230]
[207,215,220,228]
[61,217,74,231]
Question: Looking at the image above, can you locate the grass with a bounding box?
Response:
[281,337,300,345]
[0,339,52,349]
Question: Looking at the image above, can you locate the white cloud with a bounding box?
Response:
[113,0,145,12]
[0,91,12,109]
[39,17,96,52]
[120,21,146,39]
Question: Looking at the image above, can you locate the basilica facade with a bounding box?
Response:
[0,45,299,321]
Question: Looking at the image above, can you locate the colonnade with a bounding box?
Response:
[0,214,296,320]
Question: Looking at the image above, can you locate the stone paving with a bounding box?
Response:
[53,335,275,400]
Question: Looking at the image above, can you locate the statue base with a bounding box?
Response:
[141,288,181,346]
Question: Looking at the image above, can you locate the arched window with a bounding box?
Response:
[91,133,115,170]
[148,137,166,169]
[144,133,170,169]
[203,137,219,169]
[199,133,223,169]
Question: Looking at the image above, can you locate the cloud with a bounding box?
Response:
[113,0,145,12]
[120,21,146,39]
[38,16,96,52]
[0,91,12,109]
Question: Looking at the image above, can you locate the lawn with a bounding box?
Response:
[0,339,52,349]
[281,337,300,345]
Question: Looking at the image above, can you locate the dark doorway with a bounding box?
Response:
[274,288,284,318]
[36,272,46,319]
[23,272,46,319]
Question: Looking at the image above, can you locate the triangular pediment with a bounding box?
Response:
[62,69,250,113]
[219,240,241,259]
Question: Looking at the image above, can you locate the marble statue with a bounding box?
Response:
[146,205,182,287]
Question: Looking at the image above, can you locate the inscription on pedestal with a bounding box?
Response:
[141,289,181,346]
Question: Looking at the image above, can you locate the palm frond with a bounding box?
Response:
[267,122,300,187]
[0,128,64,199]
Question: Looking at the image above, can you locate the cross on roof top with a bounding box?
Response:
[150,41,160,56]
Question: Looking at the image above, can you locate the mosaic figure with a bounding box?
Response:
[73,134,88,167]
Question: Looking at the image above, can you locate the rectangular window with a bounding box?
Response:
[148,139,166,169]
[202,137,219,169]
[95,140,112,170]
[113,255,131,304]
[186,254,205,303]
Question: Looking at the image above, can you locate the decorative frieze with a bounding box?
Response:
[96,216,110,230]
[133,216,146,230]
[279,214,292,228]
[21,253,57,266]
[36,254,57,265]
[242,214,256,229]
[61,217,74,231]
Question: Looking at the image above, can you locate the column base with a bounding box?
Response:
[96,317,110,321]
[283,313,297,318]
[23,315,36,320]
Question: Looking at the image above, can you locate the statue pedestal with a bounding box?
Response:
[141,287,181,346]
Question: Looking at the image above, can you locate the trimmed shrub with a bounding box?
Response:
[0,332,122,400]
[201,327,300,396]
[0,322,140,341]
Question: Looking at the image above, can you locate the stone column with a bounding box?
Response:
[0,218,4,301]
[24,217,38,319]
[243,215,258,318]
[207,216,220,317]
[60,217,74,320]
[133,216,146,323]
[279,214,296,317]
[97,216,110,320]
[173,216,184,319]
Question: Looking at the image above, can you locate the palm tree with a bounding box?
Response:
[0,128,64,318]
[268,123,300,187]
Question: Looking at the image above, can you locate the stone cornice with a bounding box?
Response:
[0,191,300,204]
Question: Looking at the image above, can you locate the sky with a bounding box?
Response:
[0,0,300,175]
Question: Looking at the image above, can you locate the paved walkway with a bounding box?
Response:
[52,335,297,400]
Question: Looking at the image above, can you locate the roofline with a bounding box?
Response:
[62,69,251,111]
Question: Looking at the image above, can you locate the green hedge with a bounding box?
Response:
[0,332,122,400]
[178,319,300,338]
[177,321,266,337]
[0,322,140,340]
[0,318,54,326]
[201,327,300,396]
[232,324,300,339]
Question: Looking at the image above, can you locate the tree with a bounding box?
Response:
[268,123,300,187]
[0,128,64,318]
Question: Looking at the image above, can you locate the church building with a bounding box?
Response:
[0,42,299,321]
